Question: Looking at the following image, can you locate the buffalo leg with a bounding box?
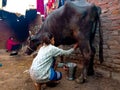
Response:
[87,46,96,76]
[76,41,91,83]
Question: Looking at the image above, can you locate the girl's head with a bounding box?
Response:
[42,32,55,45]
[9,36,15,40]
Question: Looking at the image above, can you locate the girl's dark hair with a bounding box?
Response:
[41,32,53,45]
[9,36,15,39]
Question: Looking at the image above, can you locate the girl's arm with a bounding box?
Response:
[52,43,78,57]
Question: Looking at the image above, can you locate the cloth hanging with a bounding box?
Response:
[37,0,44,15]
[58,0,64,8]
[2,0,7,7]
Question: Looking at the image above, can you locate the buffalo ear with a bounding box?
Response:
[31,39,37,43]
[31,39,40,46]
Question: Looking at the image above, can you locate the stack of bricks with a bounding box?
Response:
[28,14,43,35]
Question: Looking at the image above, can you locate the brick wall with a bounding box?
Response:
[0,20,14,49]
[29,14,42,35]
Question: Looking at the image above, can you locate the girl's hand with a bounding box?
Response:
[73,43,79,50]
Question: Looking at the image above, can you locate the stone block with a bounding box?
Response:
[95,68,111,78]
[111,72,120,83]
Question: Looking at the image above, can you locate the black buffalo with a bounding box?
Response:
[25,0,103,83]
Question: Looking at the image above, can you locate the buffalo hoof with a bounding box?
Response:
[87,70,94,76]
[87,72,94,76]
[75,77,86,84]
